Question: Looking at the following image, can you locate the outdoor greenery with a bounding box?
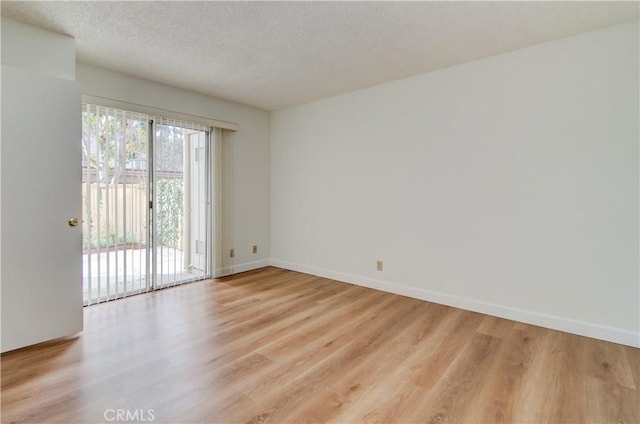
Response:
[153,123,186,250]
[156,178,184,249]
[82,110,149,183]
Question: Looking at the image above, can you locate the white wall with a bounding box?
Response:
[76,63,271,273]
[271,22,640,347]
[1,17,75,80]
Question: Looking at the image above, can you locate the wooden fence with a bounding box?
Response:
[81,183,148,250]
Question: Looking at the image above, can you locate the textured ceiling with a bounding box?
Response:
[1,1,638,111]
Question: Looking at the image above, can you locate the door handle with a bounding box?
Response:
[68,218,79,227]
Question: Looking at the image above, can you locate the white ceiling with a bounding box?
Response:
[1,1,638,111]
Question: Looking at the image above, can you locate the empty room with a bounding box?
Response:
[1,1,638,423]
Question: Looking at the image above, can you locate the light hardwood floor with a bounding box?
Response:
[1,267,638,423]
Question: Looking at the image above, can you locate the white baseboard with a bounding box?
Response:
[270,258,640,348]
[229,259,271,275]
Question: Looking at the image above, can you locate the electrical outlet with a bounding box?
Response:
[252,245,258,254]
[377,260,383,271]
[230,248,235,258]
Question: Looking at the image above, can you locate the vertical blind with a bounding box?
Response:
[82,104,213,305]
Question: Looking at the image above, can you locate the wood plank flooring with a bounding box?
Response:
[1,267,638,423]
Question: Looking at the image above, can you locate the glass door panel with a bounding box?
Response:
[153,121,209,289]
[82,107,210,305]
[82,106,150,304]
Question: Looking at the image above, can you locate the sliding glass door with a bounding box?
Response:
[82,106,210,305]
